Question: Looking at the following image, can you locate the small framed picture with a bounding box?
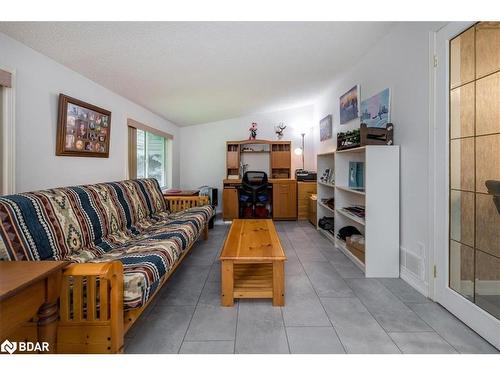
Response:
[56,94,111,157]
[339,85,359,124]
[319,114,332,142]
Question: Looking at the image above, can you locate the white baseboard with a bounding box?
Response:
[401,266,429,297]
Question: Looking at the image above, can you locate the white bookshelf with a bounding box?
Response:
[316,145,400,278]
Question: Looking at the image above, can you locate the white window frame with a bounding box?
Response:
[1,66,15,195]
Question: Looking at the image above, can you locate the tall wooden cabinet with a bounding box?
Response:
[272,180,297,220]
[270,142,292,178]
[222,187,239,221]
[297,181,317,220]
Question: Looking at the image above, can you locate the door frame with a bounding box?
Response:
[430,21,500,349]
[0,65,15,195]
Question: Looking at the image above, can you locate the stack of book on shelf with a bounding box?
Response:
[321,198,335,210]
[319,168,335,185]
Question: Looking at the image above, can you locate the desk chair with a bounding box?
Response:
[239,171,270,218]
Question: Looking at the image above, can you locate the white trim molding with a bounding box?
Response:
[1,66,15,195]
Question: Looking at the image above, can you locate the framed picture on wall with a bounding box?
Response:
[339,85,359,124]
[360,88,391,128]
[319,114,333,142]
[56,94,111,158]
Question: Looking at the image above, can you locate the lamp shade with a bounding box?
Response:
[294,147,303,156]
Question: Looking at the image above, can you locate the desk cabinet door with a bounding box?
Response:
[273,181,297,220]
[223,188,239,220]
[271,151,291,169]
[297,182,317,220]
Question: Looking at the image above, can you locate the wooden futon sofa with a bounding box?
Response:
[0,178,213,353]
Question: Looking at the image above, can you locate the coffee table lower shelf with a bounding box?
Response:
[221,261,284,306]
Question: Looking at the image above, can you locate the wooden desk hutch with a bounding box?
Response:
[223,139,297,221]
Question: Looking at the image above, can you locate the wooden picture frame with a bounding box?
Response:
[56,94,112,158]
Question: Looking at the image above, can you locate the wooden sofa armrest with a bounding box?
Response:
[165,195,210,213]
[63,261,122,277]
[58,261,124,353]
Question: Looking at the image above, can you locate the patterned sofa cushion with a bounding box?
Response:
[66,205,214,310]
[0,179,214,310]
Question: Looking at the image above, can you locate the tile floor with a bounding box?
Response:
[125,221,498,354]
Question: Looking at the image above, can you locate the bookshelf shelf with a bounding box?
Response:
[318,201,336,215]
[318,227,336,244]
[335,185,366,196]
[335,238,365,271]
[335,146,366,154]
[318,181,335,188]
[336,208,366,226]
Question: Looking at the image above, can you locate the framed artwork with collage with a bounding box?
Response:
[56,94,111,157]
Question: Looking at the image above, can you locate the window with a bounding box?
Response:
[128,119,172,189]
[136,129,168,187]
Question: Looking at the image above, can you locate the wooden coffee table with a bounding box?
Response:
[219,219,287,306]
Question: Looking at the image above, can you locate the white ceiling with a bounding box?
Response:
[0,22,395,126]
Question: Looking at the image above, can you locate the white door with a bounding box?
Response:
[432,22,500,350]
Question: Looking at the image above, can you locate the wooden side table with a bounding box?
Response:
[0,261,68,354]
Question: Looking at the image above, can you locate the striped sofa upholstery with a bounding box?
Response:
[0,179,213,310]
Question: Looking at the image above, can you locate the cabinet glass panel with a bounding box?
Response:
[450,138,474,191]
[475,22,500,79]
[475,134,500,194]
[475,193,500,259]
[450,83,475,139]
[475,250,500,319]
[476,72,500,136]
[450,190,475,247]
[450,240,475,301]
[450,27,475,88]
